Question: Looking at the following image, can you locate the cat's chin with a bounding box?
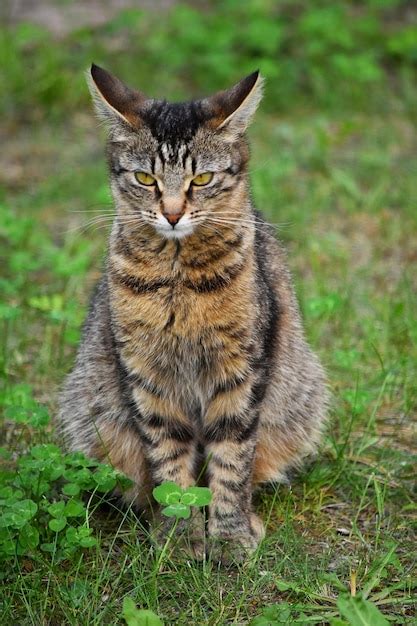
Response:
[155,224,195,240]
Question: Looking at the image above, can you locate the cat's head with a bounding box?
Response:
[88,64,263,239]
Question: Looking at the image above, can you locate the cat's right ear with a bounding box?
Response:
[87,64,148,128]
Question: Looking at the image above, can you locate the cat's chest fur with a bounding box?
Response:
[108,227,257,400]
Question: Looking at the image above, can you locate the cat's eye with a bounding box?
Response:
[135,171,157,186]
[191,172,213,186]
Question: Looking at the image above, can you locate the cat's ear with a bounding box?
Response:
[87,64,148,128]
[205,71,264,137]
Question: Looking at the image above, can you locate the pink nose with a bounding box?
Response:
[164,212,183,226]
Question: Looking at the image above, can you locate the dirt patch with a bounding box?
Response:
[3,0,175,36]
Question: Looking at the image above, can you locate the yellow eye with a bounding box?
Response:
[192,172,213,186]
[135,172,156,186]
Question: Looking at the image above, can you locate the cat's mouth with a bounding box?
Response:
[154,216,195,240]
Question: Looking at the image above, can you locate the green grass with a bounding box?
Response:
[1,2,417,624]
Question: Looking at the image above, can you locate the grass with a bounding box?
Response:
[1,6,417,625]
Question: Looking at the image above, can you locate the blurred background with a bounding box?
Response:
[3,0,417,113]
[1,2,416,623]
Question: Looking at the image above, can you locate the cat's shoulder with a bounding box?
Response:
[252,210,294,293]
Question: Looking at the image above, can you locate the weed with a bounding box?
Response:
[0,404,132,564]
[122,597,163,626]
[152,482,212,520]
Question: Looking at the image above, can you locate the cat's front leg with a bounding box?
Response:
[203,385,265,561]
[131,386,205,555]
[130,386,196,487]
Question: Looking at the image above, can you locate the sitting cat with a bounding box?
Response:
[59,64,328,559]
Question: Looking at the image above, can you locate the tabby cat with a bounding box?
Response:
[59,64,328,559]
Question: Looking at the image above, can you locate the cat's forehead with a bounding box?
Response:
[116,101,232,171]
[140,99,229,165]
[141,100,207,146]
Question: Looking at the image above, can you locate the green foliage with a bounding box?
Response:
[250,603,292,625]
[1,0,417,122]
[0,405,132,563]
[0,203,93,366]
[122,597,164,626]
[387,25,417,62]
[1,383,50,428]
[251,594,391,625]
[153,482,212,519]
[337,594,389,625]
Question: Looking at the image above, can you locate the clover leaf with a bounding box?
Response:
[153,482,212,519]
[18,524,39,551]
[64,499,85,517]
[161,504,191,519]
[48,501,66,518]
[49,517,67,532]
[93,465,117,492]
[152,482,182,505]
[62,482,80,496]
[13,499,38,521]
[182,486,212,506]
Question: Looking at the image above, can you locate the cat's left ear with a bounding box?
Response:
[205,71,264,137]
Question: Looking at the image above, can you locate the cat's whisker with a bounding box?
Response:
[67,209,145,220]
[119,213,149,221]
[204,218,255,229]
[209,211,267,220]
[205,221,249,230]
[86,225,117,235]
[193,212,252,224]
[76,219,117,230]
[118,215,149,220]
[61,212,148,235]
[66,201,116,215]
[67,208,115,214]
[209,217,258,226]
[210,212,292,229]
[61,221,115,235]
[209,218,292,231]
[63,216,116,231]
[191,215,225,232]
[118,222,148,229]
[198,223,225,238]
[84,214,117,221]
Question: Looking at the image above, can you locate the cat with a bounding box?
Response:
[58,63,328,560]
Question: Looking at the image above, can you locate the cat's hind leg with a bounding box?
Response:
[253,376,328,486]
[91,418,154,511]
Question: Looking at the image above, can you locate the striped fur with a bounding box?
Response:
[58,66,328,557]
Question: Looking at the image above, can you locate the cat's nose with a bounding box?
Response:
[163,212,183,226]
[161,196,185,227]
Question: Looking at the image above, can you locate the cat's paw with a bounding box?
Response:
[151,509,206,561]
[208,512,265,564]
